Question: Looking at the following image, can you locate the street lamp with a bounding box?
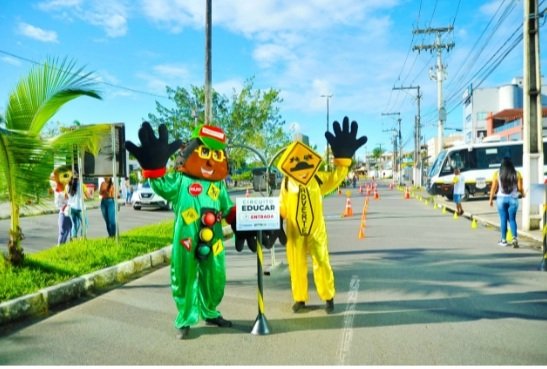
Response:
[321,94,332,171]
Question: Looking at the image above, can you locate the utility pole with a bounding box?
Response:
[382,112,402,184]
[382,130,397,182]
[413,26,454,157]
[204,0,212,125]
[393,85,422,186]
[522,0,543,231]
[321,94,333,171]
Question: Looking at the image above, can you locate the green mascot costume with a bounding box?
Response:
[126,122,259,339]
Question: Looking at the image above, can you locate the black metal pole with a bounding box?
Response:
[251,233,271,335]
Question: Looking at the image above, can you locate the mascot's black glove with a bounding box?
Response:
[125,122,182,170]
[260,217,287,249]
[230,220,259,253]
[230,218,286,252]
[325,116,368,159]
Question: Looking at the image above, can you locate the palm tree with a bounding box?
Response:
[0,57,110,266]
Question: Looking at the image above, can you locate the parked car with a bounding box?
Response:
[251,167,283,191]
[131,181,170,210]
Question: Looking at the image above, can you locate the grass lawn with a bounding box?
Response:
[0,220,174,303]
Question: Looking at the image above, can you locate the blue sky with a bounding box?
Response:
[0,0,545,162]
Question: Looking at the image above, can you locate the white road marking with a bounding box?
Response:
[337,274,360,365]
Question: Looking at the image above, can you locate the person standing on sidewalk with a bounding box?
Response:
[453,167,465,216]
[489,157,524,248]
[67,175,88,239]
[99,177,116,237]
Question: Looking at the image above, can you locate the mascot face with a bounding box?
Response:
[278,141,322,186]
[178,125,228,181]
[52,165,73,192]
[180,144,228,181]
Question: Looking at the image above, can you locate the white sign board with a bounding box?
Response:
[236,197,280,231]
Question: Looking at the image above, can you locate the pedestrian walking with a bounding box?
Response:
[453,167,465,216]
[489,157,524,248]
[99,177,116,237]
[67,175,88,239]
[125,177,132,205]
[120,177,128,206]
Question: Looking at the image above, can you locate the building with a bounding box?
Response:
[462,77,547,143]
[293,132,310,146]
[486,107,547,141]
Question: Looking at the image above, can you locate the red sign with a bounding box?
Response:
[189,183,203,196]
[180,238,192,251]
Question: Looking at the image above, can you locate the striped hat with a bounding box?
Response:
[192,124,226,150]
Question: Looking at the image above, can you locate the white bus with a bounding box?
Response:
[426,138,547,200]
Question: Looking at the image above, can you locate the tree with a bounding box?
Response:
[146,77,290,170]
[0,57,109,266]
[371,146,385,171]
[371,146,384,161]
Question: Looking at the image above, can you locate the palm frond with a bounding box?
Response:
[49,123,111,156]
[0,128,53,200]
[5,57,101,135]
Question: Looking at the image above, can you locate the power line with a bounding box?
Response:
[0,49,169,99]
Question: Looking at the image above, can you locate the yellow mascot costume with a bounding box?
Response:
[276,116,367,313]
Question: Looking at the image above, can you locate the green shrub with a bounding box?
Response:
[0,220,173,302]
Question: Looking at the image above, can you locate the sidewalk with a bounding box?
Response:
[404,184,544,247]
[0,197,101,220]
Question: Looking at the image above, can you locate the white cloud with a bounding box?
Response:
[140,0,200,33]
[1,56,22,66]
[479,0,504,16]
[136,63,194,94]
[213,78,244,97]
[17,22,59,43]
[153,64,190,79]
[38,0,128,38]
[37,0,83,11]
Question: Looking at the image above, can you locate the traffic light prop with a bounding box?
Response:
[195,208,219,261]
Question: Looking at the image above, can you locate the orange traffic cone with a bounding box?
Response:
[374,189,379,199]
[404,187,410,199]
[343,197,353,217]
[359,185,363,194]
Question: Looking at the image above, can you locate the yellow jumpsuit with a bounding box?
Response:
[279,158,351,303]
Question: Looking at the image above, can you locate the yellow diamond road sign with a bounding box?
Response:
[278,141,322,186]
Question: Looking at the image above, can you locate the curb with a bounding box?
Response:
[0,245,172,326]
[401,186,543,246]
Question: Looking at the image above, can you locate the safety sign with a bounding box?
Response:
[236,197,280,231]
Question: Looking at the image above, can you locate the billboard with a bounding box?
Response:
[83,123,127,177]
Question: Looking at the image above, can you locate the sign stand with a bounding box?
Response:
[236,197,279,335]
[251,230,271,335]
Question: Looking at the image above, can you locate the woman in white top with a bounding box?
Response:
[67,176,87,238]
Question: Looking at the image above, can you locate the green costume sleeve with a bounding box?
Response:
[150,171,183,203]
[217,181,234,216]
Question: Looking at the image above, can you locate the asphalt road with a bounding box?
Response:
[1,183,546,365]
[0,204,174,254]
